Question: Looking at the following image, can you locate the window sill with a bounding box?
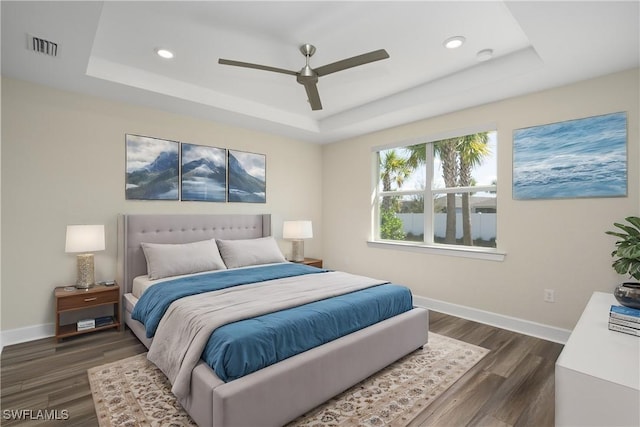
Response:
[367,240,506,261]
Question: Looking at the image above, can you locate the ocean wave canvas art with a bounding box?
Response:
[513,112,627,200]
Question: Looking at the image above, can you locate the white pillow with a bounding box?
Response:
[141,239,227,280]
[216,236,286,269]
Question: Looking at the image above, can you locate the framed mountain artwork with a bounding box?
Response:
[227,150,266,203]
[181,143,227,202]
[125,134,179,200]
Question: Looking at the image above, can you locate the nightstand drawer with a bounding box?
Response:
[305,259,323,268]
[57,289,118,311]
[294,258,323,268]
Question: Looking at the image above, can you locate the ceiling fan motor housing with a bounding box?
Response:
[297,66,318,83]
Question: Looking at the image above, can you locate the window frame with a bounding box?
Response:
[370,124,505,261]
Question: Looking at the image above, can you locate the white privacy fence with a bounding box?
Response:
[397,213,497,240]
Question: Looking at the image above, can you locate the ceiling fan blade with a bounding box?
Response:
[218,58,298,76]
[314,49,389,77]
[302,81,323,111]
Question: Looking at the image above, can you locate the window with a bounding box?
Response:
[373,129,498,253]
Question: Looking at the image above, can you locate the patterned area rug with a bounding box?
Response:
[88,333,488,427]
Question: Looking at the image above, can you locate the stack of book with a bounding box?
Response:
[77,318,95,331]
[95,316,114,327]
[76,316,114,331]
[609,305,640,336]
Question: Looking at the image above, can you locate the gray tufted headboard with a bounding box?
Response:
[116,214,271,294]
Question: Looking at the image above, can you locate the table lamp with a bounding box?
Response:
[283,220,313,262]
[65,224,105,289]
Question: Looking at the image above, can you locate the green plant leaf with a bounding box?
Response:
[618,240,640,250]
[605,231,628,239]
[614,224,639,236]
[621,248,638,258]
[613,258,631,275]
[625,216,640,231]
[619,245,640,259]
[607,217,640,279]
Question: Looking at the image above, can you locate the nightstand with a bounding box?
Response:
[294,258,323,268]
[54,284,121,341]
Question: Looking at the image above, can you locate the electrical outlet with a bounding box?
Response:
[544,289,555,303]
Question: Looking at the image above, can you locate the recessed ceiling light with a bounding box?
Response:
[155,48,174,59]
[443,36,465,49]
[476,49,494,62]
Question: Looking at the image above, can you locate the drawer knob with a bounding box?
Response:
[84,297,97,302]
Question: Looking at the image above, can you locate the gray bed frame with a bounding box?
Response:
[117,213,429,427]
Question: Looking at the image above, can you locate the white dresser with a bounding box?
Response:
[555,292,640,426]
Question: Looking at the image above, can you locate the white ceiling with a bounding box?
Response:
[2,1,639,143]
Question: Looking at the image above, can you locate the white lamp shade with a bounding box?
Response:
[283,221,313,239]
[65,225,105,253]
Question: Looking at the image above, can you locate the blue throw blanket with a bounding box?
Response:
[133,263,413,381]
[133,263,324,338]
[203,283,412,381]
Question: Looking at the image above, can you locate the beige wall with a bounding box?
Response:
[1,77,322,331]
[2,69,638,336]
[322,68,639,330]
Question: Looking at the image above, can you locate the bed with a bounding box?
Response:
[117,213,429,427]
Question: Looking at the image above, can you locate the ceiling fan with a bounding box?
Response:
[218,44,389,111]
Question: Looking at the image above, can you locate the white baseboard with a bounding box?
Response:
[0,297,571,353]
[413,295,571,344]
[0,323,54,353]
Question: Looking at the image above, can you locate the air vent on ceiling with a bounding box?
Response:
[27,34,58,57]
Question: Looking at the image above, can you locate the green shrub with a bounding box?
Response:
[380,209,405,240]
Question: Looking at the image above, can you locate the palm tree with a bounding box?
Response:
[379,150,412,239]
[435,139,460,244]
[380,149,412,210]
[405,135,490,245]
[406,143,425,170]
[407,140,458,244]
[458,133,490,245]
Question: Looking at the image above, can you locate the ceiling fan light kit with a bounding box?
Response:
[218,44,389,111]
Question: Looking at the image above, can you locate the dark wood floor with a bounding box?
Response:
[0,311,563,426]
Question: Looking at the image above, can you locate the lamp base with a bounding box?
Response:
[291,240,305,262]
[76,253,95,289]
